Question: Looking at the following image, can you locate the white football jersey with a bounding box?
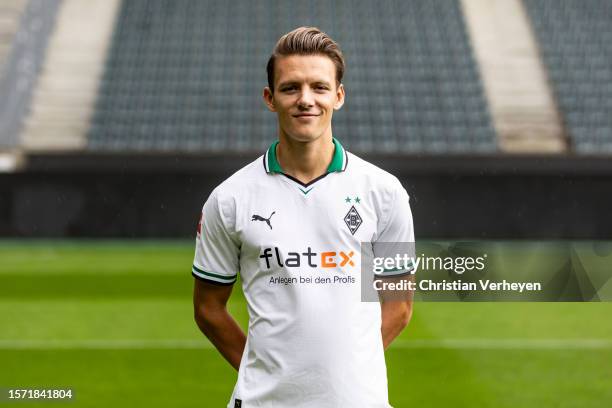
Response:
[193,138,414,408]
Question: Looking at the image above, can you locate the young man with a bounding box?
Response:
[193,27,414,407]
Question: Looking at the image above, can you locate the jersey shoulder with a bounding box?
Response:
[346,151,406,195]
[212,155,266,196]
[202,156,266,226]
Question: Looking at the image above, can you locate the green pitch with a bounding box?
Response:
[0,241,611,407]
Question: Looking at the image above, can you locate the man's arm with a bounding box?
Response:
[379,274,414,349]
[381,299,413,349]
[193,278,246,370]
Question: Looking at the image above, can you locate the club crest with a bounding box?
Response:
[344,206,362,235]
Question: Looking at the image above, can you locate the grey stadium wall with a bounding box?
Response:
[1,154,611,239]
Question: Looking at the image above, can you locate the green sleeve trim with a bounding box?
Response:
[192,264,237,281]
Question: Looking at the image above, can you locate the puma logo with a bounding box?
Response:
[251,211,275,230]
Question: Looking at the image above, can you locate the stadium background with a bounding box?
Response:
[0,0,611,407]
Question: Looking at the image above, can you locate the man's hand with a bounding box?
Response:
[193,278,246,370]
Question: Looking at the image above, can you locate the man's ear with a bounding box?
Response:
[334,83,345,110]
[263,87,276,112]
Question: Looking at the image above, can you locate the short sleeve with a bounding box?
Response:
[192,190,240,285]
[372,181,416,277]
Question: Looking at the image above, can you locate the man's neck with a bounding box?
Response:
[276,133,335,185]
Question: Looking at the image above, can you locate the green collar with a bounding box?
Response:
[265,138,347,174]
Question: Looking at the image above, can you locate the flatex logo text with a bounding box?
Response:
[259,247,355,270]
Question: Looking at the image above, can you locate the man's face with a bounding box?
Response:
[263,54,345,143]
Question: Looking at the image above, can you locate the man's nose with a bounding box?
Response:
[297,88,315,109]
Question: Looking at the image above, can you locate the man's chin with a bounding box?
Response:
[281,131,324,144]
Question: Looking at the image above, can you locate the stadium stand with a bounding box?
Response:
[523,0,612,154]
[0,0,60,150]
[3,0,612,239]
[0,0,28,170]
[461,0,566,153]
[0,0,28,69]
[21,0,121,151]
[88,0,497,154]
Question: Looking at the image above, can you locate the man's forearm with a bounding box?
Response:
[381,301,413,349]
[195,309,246,370]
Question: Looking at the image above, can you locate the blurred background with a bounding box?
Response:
[0,0,611,407]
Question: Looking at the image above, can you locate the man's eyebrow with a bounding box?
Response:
[278,81,299,88]
[278,80,332,88]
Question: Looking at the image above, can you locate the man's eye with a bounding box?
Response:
[282,86,297,92]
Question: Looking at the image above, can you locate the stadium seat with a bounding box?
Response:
[523,0,612,153]
[88,0,497,154]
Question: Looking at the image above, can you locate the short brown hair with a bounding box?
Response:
[266,26,345,92]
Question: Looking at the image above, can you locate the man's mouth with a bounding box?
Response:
[293,113,320,118]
